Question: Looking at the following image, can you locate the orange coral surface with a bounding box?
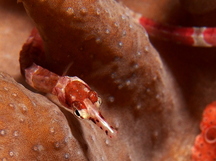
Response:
[192,102,216,161]
[1,0,216,160]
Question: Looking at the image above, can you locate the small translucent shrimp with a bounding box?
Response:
[24,63,116,137]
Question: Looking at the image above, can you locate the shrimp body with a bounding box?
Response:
[25,63,115,137]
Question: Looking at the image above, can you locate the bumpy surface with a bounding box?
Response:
[192,102,216,161]
[20,0,196,160]
[2,0,216,160]
[0,72,86,161]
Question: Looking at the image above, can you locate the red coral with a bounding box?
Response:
[192,102,216,161]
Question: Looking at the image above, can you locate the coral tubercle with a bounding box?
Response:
[192,102,216,161]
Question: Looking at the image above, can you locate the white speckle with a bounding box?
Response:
[105,9,109,14]
[95,97,102,108]
[137,51,141,56]
[66,7,74,15]
[33,145,38,151]
[95,38,102,44]
[96,8,100,15]
[77,151,81,155]
[105,9,111,18]
[136,103,142,109]
[146,88,151,93]
[2,158,7,161]
[70,95,76,101]
[33,144,44,152]
[122,30,126,36]
[128,155,133,160]
[0,130,6,136]
[114,120,120,128]
[19,104,28,113]
[64,137,69,143]
[9,103,15,109]
[153,76,158,81]
[133,64,139,69]
[90,123,94,130]
[90,135,95,141]
[121,15,126,20]
[44,76,50,81]
[105,139,110,145]
[9,151,14,157]
[64,153,70,159]
[19,118,25,123]
[12,93,17,97]
[114,22,119,27]
[3,87,8,91]
[144,46,149,52]
[54,142,60,149]
[80,7,87,15]
[53,110,59,115]
[108,96,115,103]
[83,87,89,92]
[156,94,160,99]
[111,72,117,79]
[13,131,19,137]
[50,127,55,134]
[101,156,105,161]
[105,29,110,34]
[144,32,149,38]
[129,24,133,29]
[51,119,58,124]
[125,80,131,86]
[32,102,36,107]
[118,42,123,47]
[153,130,159,137]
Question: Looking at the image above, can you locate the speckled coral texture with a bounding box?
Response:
[19,0,196,160]
[0,72,87,160]
[2,0,216,161]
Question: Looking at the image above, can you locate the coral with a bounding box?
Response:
[192,102,216,161]
[0,72,87,160]
[19,0,195,160]
[1,0,216,160]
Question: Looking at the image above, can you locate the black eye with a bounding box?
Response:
[74,110,83,119]
[75,110,80,116]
